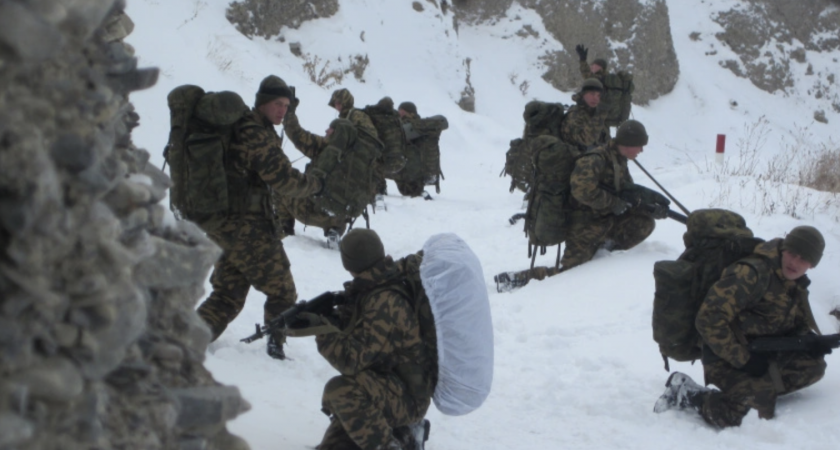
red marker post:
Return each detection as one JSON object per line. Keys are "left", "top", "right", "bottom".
{"left": 715, "top": 134, "right": 726, "bottom": 165}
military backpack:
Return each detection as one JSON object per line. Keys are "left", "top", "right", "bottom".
{"left": 522, "top": 136, "right": 579, "bottom": 265}
{"left": 651, "top": 209, "right": 766, "bottom": 370}
{"left": 309, "top": 119, "right": 382, "bottom": 220}
{"left": 359, "top": 98, "right": 408, "bottom": 175}
{"left": 400, "top": 115, "right": 449, "bottom": 194}
{"left": 163, "top": 85, "right": 252, "bottom": 225}
{"left": 502, "top": 101, "right": 567, "bottom": 193}
{"left": 601, "top": 71, "right": 634, "bottom": 127}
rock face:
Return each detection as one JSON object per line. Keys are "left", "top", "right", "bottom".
{"left": 0, "top": 1, "right": 248, "bottom": 449}
{"left": 712, "top": 0, "right": 840, "bottom": 114}
{"left": 451, "top": 0, "right": 680, "bottom": 106}
{"left": 226, "top": 0, "right": 340, "bottom": 39}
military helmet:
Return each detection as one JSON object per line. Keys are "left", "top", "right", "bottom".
{"left": 328, "top": 88, "right": 355, "bottom": 110}
{"left": 580, "top": 78, "right": 604, "bottom": 93}
{"left": 255, "top": 75, "right": 293, "bottom": 108}
{"left": 339, "top": 229, "right": 385, "bottom": 273}
{"left": 614, "top": 120, "right": 649, "bottom": 147}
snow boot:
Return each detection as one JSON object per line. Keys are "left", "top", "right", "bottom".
{"left": 494, "top": 270, "right": 531, "bottom": 293}
{"left": 393, "top": 419, "right": 430, "bottom": 450}
{"left": 654, "top": 371, "right": 709, "bottom": 413}
{"left": 325, "top": 228, "right": 341, "bottom": 250}
{"left": 266, "top": 333, "right": 286, "bottom": 360}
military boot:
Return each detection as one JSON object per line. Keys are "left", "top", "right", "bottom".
{"left": 653, "top": 372, "right": 709, "bottom": 413}
{"left": 494, "top": 270, "right": 531, "bottom": 293}
{"left": 393, "top": 419, "right": 430, "bottom": 450}
{"left": 266, "top": 332, "right": 286, "bottom": 360}
{"left": 374, "top": 194, "right": 387, "bottom": 212}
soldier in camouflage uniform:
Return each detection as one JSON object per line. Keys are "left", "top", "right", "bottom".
{"left": 655, "top": 226, "right": 829, "bottom": 428}
{"left": 328, "top": 88, "right": 388, "bottom": 204}
{"left": 495, "top": 120, "right": 662, "bottom": 291}
{"left": 196, "top": 75, "right": 323, "bottom": 360}
{"left": 314, "top": 229, "right": 434, "bottom": 450}
{"left": 281, "top": 104, "right": 350, "bottom": 245}
{"left": 575, "top": 44, "right": 608, "bottom": 84}
{"left": 560, "top": 78, "right": 610, "bottom": 152}
{"left": 394, "top": 101, "right": 448, "bottom": 199}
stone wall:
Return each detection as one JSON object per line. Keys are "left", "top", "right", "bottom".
{"left": 0, "top": 1, "right": 248, "bottom": 449}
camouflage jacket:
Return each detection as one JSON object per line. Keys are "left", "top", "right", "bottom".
{"left": 569, "top": 142, "right": 633, "bottom": 215}
{"left": 282, "top": 111, "right": 328, "bottom": 161}
{"left": 226, "top": 109, "right": 322, "bottom": 203}
{"left": 344, "top": 108, "right": 380, "bottom": 142}
{"left": 316, "top": 257, "right": 426, "bottom": 379}
{"left": 696, "top": 239, "right": 817, "bottom": 368}
{"left": 560, "top": 99, "right": 609, "bottom": 151}
{"left": 579, "top": 60, "right": 607, "bottom": 83}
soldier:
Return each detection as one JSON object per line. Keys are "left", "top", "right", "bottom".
{"left": 655, "top": 226, "right": 830, "bottom": 428}
{"left": 496, "top": 120, "right": 665, "bottom": 290}
{"left": 314, "top": 229, "right": 434, "bottom": 450}
{"left": 395, "top": 101, "right": 448, "bottom": 199}
{"left": 328, "top": 88, "right": 388, "bottom": 208}
{"left": 575, "top": 44, "right": 608, "bottom": 83}
{"left": 560, "top": 78, "right": 610, "bottom": 152}
{"left": 196, "top": 75, "right": 323, "bottom": 360}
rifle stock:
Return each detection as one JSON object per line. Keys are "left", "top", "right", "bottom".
{"left": 240, "top": 291, "right": 343, "bottom": 343}
{"left": 599, "top": 183, "right": 688, "bottom": 224}
{"left": 748, "top": 333, "right": 840, "bottom": 353}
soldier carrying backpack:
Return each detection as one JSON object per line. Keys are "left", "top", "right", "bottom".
{"left": 163, "top": 75, "right": 323, "bottom": 360}
{"left": 395, "top": 101, "right": 450, "bottom": 199}
{"left": 575, "top": 44, "right": 634, "bottom": 127}
{"left": 653, "top": 222, "right": 832, "bottom": 429}
{"left": 266, "top": 230, "right": 492, "bottom": 450}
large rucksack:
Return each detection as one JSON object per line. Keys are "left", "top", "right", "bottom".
{"left": 651, "top": 209, "right": 765, "bottom": 370}
{"left": 522, "top": 136, "right": 579, "bottom": 266}
{"left": 601, "top": 71, "right": 634, "bottom": 127}
{"left": 309, "top": 119, "right": 382, "bottom": 220}
{"left": 163, "top": 85, "right": 251, "bottom": 223}
{"left": 360, "top": 97, "right": 408, "bottom": 175}
{"left": 400, "top": 115, "right": 449, "bottom": 194}
{"left": 397, "top": 233, "right": 493, "bottom": 416}
{"left": 502, "top": 101, "right": 567, "bottom": 193}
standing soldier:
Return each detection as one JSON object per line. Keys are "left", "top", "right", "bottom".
{"left": 655, "top": 226, "right": 830, "bottom": 428}
{"left": 560, "top": 78, "right": 610, "bottom": 152}
{"left": 196, "top": 75, "right": 323, "bottom": 360}
{"left": 396, "top": 101, "right": 449, "bottom": 199}
{"left": 313, "top": 229, "right": 434, "bottom": 450}
{"left": 495, "top": 120, "right": 666, "bottom": 291}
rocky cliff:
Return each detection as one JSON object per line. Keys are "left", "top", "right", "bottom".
{"left": 0, "top": 1, "right": 248, "bottom": 449}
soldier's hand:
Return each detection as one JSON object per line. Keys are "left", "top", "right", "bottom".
{"left": 741, "top": 353, "right": 769, "bottom": 377}
{"left": 575, "top": 44, "right": 588, "bottom": 61}
{"left": 288, "top": 96, "right": 300, "bottom": 115}
{"left": 611, "top": 200, "right": 631, "bottom": 216}
{"left": 649, "top": 204, "right": 669, "bottom": 220}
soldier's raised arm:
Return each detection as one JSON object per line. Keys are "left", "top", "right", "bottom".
{"left": 283, "top": 110, "right": 329, "bottom": 160}
{"left": 241, "top": 124, "right": 322, "bottom": 199}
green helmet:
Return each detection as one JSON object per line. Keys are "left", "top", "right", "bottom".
{"left": 614, "top": 120, "right": 649, "bottom": 147}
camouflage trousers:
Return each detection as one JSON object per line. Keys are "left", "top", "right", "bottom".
{"left": 319, "top": 371, "right": 429, "bottom": 450}
{"left": 280, "top": 197, "right": 347, "bottom": 236}
{"left": 560, "top": 209, "right": 655, "bottom": 268}
{"left": 196, "top": 216, "right": 297, "bottom": 341}
{"left": 699, "top": 351, "right": 826, "bottom": 427}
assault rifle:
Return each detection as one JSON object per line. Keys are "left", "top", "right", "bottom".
{"left": 748, "top": 333, "right": 840, "bottom": 354}
{"left": 240, "top": 291, "right": 344, "bottom": 343}
{"left": 600, "top": 183, "right": 687, "bottom": 225}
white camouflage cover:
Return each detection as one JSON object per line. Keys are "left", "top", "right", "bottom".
{"left": 420, "top": 233, "right": 494, "bottom": 416}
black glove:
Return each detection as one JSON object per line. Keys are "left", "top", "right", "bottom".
{"left": 741, "top": 353, "right": 769, "bottom": 377}
{"left": 649, "top": 204, "right": 669, "bottom": 220}
{"left": 575, "top": 44, "right": 588, "bottom": 62}
{"left": 611, "top": 200, "right": 631, "bottom": 216}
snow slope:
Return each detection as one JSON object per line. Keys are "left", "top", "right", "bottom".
{"left": 125, "top": 1, "right": 839, "bottom": 448}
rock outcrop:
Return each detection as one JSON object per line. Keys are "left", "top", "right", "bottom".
{"left": 0, "top": 1, "right": 248, "bottom": 449}
{"left": 226, "top": 0, "right": 340, "bottom": 39}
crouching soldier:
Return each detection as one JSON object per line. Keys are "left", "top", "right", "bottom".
{"left": 655, "top": 226, "right": 830, "bottom": 427}
{"left": 310, "top": 229, "right": 434, "bottom": 450}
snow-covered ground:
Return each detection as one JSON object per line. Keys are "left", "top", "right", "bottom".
{"left": 125, "top": 1, "right": 840, "bottom": 448}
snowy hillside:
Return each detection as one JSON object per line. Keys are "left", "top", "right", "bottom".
{"left": 125, "top": 1, "right": 839, "bottom": 449}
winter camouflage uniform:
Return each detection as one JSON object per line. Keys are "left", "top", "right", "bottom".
{"left": 694, "top": 239, "right": 826, "bottom": 427}
{"left": 196, "top": 109, "right": 322, "bottom": 340}
{"left": 329, "top": 88, "right": 386, "bottom": 197}
{"left": 280, "top": 111, "right": 348, "bottom": 235}
{"left": 317, "top": 256, "right": 434, "bottom": 450}
{"left": 560, "top": 96, "right": 609, "bottom": 152}
{"left": 561, "top": 141, "right": 654, "bottom": 268}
